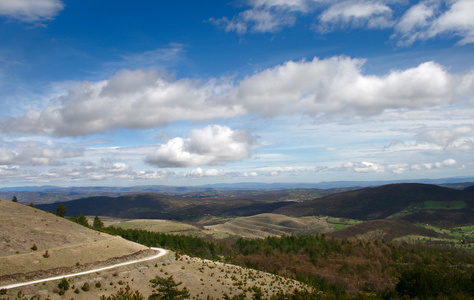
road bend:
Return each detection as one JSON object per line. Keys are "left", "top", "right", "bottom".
{"left": 0, "top": 247, "right": 168, "bottom": 290}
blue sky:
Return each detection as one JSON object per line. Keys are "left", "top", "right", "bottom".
{"left": 0, "top": 0, "right": 473, "bottom": 187}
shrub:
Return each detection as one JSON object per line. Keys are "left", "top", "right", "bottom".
{"left": 95, "top": 282, "right": 102, "bottom": 288}
{"left": 82, "top": 282, "right": 90, "bottom": 292}
{"left": 43, "top": 250, "right": 50, "bottom": 258}
{"left": 31, "top": 243, "right": 38, "bottom": 251}
{"left": 58, "top": 278, "right": 69, "bottom": 292}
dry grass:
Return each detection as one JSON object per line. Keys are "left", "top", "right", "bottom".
{"left": 0, "top": 199, "right": 147, "bottom": 277}
{"left": 2, "top": 251, "right": 310, "bottom": 300}
{"left": 206, "top": 213, "right": 330, "bottom": 239}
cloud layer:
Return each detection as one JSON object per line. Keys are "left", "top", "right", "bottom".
{"left": 1, "top": 56, "right": 471, "bottom": 137}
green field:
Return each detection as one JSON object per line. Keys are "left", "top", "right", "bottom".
{"left": 423, "top": 201, "right": 466, "bottom": 210}
{"left": 326, "top": 217, "right": 361, "bottom": 230}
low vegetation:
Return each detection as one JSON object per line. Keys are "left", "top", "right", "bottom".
{"left": 99, "top": 224, "right": 474, "bottom": 298}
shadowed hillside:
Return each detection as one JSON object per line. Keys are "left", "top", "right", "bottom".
{"left": 273, "top": 183, "right": 474, "bottom": 225}
{"left": 327, "top": 219, "right": 448, "bottom": 242}
{"left": 36, "top": 193, "right": 294, "bottom": 220}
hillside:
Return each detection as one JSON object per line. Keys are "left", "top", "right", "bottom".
{"left": 327, "top": 219, "right": 449, "bottom": 242}
{"left": 206, "top": 213, "right": 330, "bottom": 239}
{"left": 36, "top": 193, "right": 294, "bottom": 220}
{"left": 0, "top": 198, "right": 312, "bottom": 299}
{"left": 0, "top": 198, "right": 149, "bottom": 279}
{"left": 273, "top": 183, "right": 474, "bottom": 226}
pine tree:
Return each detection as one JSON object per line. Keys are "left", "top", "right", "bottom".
{"left": 93, "top": 216, "right": 104, "bottom": 229}
{"left": 56, "top": 203, "right": 67, "bottom": 217}
{"left": 149, "top": 275, "right": 190, "bottom": 300}
{"left": 12, "top": 196, "right": 18, "bottom": 203}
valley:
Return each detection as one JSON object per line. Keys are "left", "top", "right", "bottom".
{"left": 1, "top": 182, "right": 473, "bottom": 299}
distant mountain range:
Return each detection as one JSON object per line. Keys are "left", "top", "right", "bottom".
{"left": 2, "top": 176, "right": 474, "bottom": 192}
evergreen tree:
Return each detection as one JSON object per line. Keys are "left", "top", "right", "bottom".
{"left": 149, "top": 275, "right": 190, "bottom": 300}
{"left": 12, "top": 196, "right": 18, "bottom": 203}
{"left": 93, "top": 216, "right": 104, "bottom": 229}
{"left": 70, "top": 213, "right": 89, "bottom": 227}
{"left": 55, "top": 202, "right": 67, "bottom": 217}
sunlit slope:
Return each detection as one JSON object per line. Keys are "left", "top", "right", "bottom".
{"left": 206, "top": 213, "right": 330, "bottom": 238}
{"left": 0, "top": 198, "right": 147, "bottom": 277}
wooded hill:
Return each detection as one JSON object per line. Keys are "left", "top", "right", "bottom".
{"left": 274, "top": 183, "right": 474, "bottom": 227}
{"left": 37, "top": 183, "right": 474, "bottom": 227}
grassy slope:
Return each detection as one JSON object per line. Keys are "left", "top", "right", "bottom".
{"left": 0, "top": 199, "right": 147, "bottom": 278}
{"left": 206, "top": 213, "right": 331, "bottom": 239}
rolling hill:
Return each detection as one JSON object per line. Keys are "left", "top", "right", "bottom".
{"left": 0, "top": 198, "right": 149, "bottom": 281}
{"left": 36, "top": 193, "right": 294, "bottom": 220}
{"left": 327, "top": 219, "right": 449, "bottom": 242}
{"left": 274, "top": 183, "right": 474, "bottom": 226}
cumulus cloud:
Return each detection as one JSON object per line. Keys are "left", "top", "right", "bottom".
{"left": 185, "top": 168, "right": 225, "bottom": 178}
{"left": 0, "top": 0, "right": 64, "bottom": 22}
{"left": 145, "top": 125, "right": 256, "bottom": 168}
{"left": 411, "top": 158, "right": 457, "bottom": 170}
{"left": 0, "top": 142, "right": 83, "bottom": 166}
{"left": 342, "top": 161, "right": 385, "bottom": 173}
{"left": 0, "top": 69, "right": 241, "bottom": 136}
{"left": 230, "top": 57, "right": 456, "bottom": 117}
{"left": 1, "top": 57, "right": 471, "bottom": 137}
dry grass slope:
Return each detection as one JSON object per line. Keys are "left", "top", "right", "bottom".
{"left": 206, "top": 213, "right": 330, "bottom": 238}
{"left": 0, "top": 198, "right": 147, "bottom": 278}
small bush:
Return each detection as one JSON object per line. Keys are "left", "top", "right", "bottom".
{"left": 82, "top": 282, "right": 90, "bottom": 292}
{"left": 58, "top": 278, "right": 69, "bottom": 292}
{"left": 74, "top": 288, "right": 80, "bottom": 294}
{"left": 43, "top": 250, "right": 50, "bottom": 258}
{"left": 31, "top": 244, "right": 38, "bottom": 251}
{"left": 95, "top": 282, "right": 102, "bottom": 288}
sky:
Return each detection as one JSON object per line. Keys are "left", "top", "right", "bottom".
{"left": 0, "top": 0, "right": 473, "bottom": 187}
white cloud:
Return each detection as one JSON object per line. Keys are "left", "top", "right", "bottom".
{"left": 209, "top": 0, "right": 310, "bottom": 34}
{"left": 428, "top": 0, "right": 474, "bottom": 45}
{"left": 230, "top": 57, "right": 457, "bottom": 117}
{"left": 0, "top": 142, "right": 83, "bottom": 166}
{"left": 0, "top": 0, "right": 64, "bottom": 22}
{"left": 1, "top": 57, "right": 472, "bottom": 137}
{"left": 145, "top": 125, "right": 256, "bottom": 168}
{"left": 393, "top": 1, "right": 437, "bottom": 46}
{"left": 185, "top": 168, "right": 225, "bottom": 178}
{"left": 343, "top": 161, "right": 385, "bottom": 173}
{"left": 411, "top": 158, "right": 457, "bottom": 170}
{"left": 416, "top": 125, "right": 474, "bottom": 151}
{"left": 317, "top": 0, "right": 393, "bottom": 32}
{"left": 394, "top": 0, "right": 474, "bottom": 46}
{"left": 0, "top": 69, "right": 241, "bottom": 136}
{"left": 41, "top": 159, "right": 175, "bottom": 182}
{"left": 243, "top": 171, "right": 259, "bottom": 177}
{"left": 212, "top": 0, "right": 474, "bottom": 45}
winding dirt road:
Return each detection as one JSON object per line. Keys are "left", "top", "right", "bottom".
{"left": 0, "top": 247, "right": 168, "bottom": 290}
